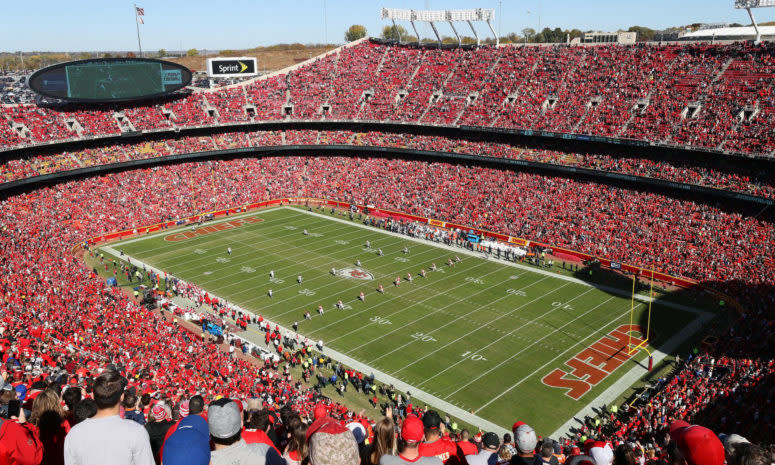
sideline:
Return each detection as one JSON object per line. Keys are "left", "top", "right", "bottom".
{"left": 101, "top": 205, "right": 712, "bottom": 436}
{"left": 101, "top": 213, "right": 511, "bottom": 436}
{"left": 290, "top": 207, "right": 710, "bottom": 316}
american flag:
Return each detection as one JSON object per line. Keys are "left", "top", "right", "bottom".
{"left": 136, "top": 6, "right": 144, "bottom": 24}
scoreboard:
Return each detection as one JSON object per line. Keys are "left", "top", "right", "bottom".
{"left": 28, "top": 58, "right": 192, "bottom": 103}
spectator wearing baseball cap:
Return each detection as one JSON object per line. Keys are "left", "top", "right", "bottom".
{"left": 380, "top": 415, "right": 441, "bottom": 465}
{"left": 306, "top": 415, "right": 360, "bottom": 465}
{"left": 418, "top": 410, "right": 466, "bottom": 465}
{"left": 208, "top": 398, "right": 285, "bottom": 465}
{"left": 161, "top": 415, "right": 210, "bottom": 465}
{"left": 159, "top": 395, "right": 207, "bottom": 461}
{"left": 466, "top": 432, "right": 501, "bottom": 465}
{"left": 667, "top": 422, "right": 724, "bottom": 465}
{"left": 510, "top": 424, "right": 538, "bottom": 465}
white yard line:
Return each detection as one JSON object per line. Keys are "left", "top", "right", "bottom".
{"left": 411, "top": 284, "right": 591, "bottom": 384}
{"left": 450, "top": 296, "right": 618, "bottom": 398}
{"left": 286, "top": 208, "right": 707, "bottom": 316}
{"left": 303, "top": 260, "right": 498, "bottom": 337}
{"left": 370, "top": 277, "right": 567, "bottom": 366}
{"left": 477, "top": 304, "right": 637, "bottom": 412}
{"left": 101, "top": 244, "right": 510, "bottom": 437}
{"left": 103, "top": 205, "right": 714, "bottom": 436}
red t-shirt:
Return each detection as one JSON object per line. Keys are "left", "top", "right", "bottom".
{"left": 457, "top": 440, "right": 478, "bottom": 457}
{"left": 419, "top": 437, "right": 467, "bottom": 465}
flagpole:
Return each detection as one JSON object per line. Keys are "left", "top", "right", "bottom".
{"left": 134, "top": 3, "right": 143, "bottom": 57}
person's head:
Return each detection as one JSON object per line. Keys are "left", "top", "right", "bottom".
{"left": 482, "top": 432, "right": 500, "bottom": 452}
{"left": 62, "top": 386, "right": 82, "bottom": 412}
{"left": 245, "top": 408, "right": 271, "bottom": 432}
{"left": 162, "top": 417, "right": 211, "bottom": 465}
{"left": 121, "top": 393, "right": 138, "bottom": 410}
{"left": 503, "top": 433, "right": 512, "bottom": 444}
{"left": 460, "top": 429, "right": 471, "bottom": 441}
{"left": 92, "top": 371, "right": 125, "bottom": 410}
{"left": 29, "top": 389, "right": 64, "bottom": 424}
{"left": 668, "top": 423, "right": 724, "bottom": 465}
{"left": 208, "top": 398, "right": 242, "bottom": 447}
{"left": 285, "top": 415, "right": 309, "bottom": 463}
{"left": 370, "top": 416, "right": 396, "bottom": 464}
{"left": 401, "top": 415, "right": 425, "bottom": 449}
{"left": 422, "top": 410, "right": 443, "bottom": 440}
{"left": 73, "top": 398, "right": 98, "bottom": 423}
{"left": 515, "top": 424, "right": 538, "bottom": 456}
{"left": 728, "top": 443, "right": 770, "bottom": 465}
{"left": 541, "top": 441, "right": 555, "bottom": 459}
{"left": 613, "top": 444, "right": 636, "bottom": 465}
{"left": 499, "top": 443, "right": 517, "bottom": 461}
{"left": 307, "top": 417, "right": 360, "bottom": 465}
{"left": 189, "top": 395, "right": 204, "bottom": 415}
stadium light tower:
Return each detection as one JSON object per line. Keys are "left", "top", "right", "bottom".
{"left": 735, "top": 0, "right": 775, "bottom": 43}
{"left": 380, "top": 8, "right": 498, "bottom": 46}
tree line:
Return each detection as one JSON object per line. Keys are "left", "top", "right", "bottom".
{"left": 347, "top": 23, "right": 748, "bottom": 45}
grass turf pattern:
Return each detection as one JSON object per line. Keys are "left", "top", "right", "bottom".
{"left": 108, "top": 206, "right": 701, "bottom": 433}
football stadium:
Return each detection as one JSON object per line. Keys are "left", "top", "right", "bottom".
{"left": 1, "top": 1, "right": 774, "bottom": 464}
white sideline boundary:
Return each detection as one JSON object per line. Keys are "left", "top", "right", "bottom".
{"left": 101, "top": 205, "right": 713, "bottom": 436}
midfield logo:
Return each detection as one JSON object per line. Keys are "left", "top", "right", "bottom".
{"left": 337, "top": 268, "right": 374, "bottom": 280}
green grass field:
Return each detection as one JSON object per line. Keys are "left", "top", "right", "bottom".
{"left": 102, "top": 206, "right": 709, "bottom": 434}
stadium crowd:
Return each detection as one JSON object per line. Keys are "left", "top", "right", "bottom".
{"left": 1, "top": 38, "right": 775, "bottom": 465}
{"left": 0, "top": 156, "right": 773, "bottom": 465}
{"left": 2, "top": 41, "right": 775, "bottom": 157}
{"left": 1, "top": 130, "right": 773, "bottom": 200}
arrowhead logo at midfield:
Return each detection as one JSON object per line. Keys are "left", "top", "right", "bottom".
{"left": 337, "top": 268, "right": 374, "bottom": 280}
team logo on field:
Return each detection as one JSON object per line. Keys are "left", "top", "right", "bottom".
{"left": 337, "top": 268, "right": 374, "bottom": 280}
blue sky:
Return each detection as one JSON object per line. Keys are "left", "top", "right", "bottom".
{"left": 2, "top": 0, "right": 773, "bottom": 52}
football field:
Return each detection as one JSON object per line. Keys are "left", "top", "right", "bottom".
{"left": 103, "top": 206, "right": 709, "bottom": 434}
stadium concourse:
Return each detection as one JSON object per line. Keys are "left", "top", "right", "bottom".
{"left": 0, "top": 39, "right": 774, "bottom": 465}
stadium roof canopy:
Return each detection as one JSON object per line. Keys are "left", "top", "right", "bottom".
{"left": 680, "top": 25, "right": 775, "bottom": 41}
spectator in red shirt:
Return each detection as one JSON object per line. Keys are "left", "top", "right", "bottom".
{"left": 418, "top": 410, "right": 468, "bottom": 465}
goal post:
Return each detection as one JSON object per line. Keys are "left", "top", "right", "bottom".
{"left": 627, "top": 269, "right": 654, "bottom": 357}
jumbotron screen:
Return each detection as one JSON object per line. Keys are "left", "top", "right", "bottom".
{"left": 27, "top": 58, "right": 192, "bottom": 102}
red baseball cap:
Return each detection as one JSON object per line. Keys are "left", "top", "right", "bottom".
{"left": 670, "top": 423, "right": 725, "bottom": 465}
{"left": 402, "top": 415, "right": 424, "bottom": 443}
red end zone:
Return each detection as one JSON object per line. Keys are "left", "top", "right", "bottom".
{"left": 165, "top": 216, "right": 264, "bottom": 242}
{"left": 542, "top": 324, "right": 646, "bottom": 400}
